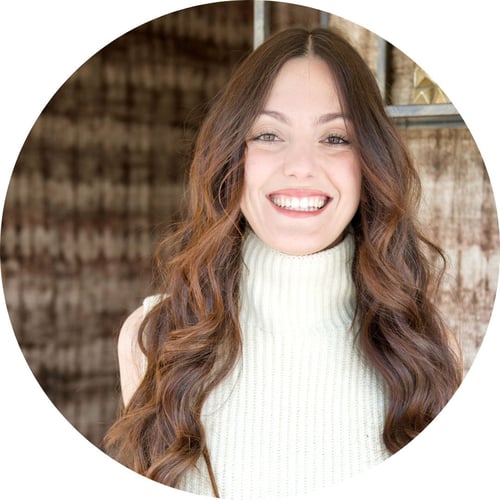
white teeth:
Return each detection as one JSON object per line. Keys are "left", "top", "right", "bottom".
{"left": 270, "top": 195, "right": 328, "bottom": 211}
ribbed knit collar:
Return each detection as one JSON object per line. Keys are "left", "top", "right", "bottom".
{"left": 239, "top": 230, "right": 356, "bottom": 334}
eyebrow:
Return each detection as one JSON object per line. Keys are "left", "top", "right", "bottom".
{"left": 260, "top": 109, "right": 348, "bottom": 125}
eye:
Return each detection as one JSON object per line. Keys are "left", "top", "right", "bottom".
{"left": 323, "top": 134, "right": 349, "bottom": 145}
{"left": 252, "top": 132, "right": 281, "bottom": 142}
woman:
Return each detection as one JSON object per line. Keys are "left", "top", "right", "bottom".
{"left": 105, "top": 27, "right": 462, "bottom": 498}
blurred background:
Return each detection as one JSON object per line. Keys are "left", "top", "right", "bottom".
{"left": 1, "top": 1, "right": 498, "bottom": 451}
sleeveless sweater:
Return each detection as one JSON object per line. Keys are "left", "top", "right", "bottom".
{"left": 142, "top": 231, "right": 390, "bottom": 499}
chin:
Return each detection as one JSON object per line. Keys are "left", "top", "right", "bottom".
{"left": 269, "top": 237, "right": 330, "bottom": 256}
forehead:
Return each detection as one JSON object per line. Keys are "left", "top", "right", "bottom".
{"left": 263, "top": 56, "right": 341, "bottom": 110}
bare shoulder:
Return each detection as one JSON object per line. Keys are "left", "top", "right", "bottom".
{"left": 118, "top": 305, "right": 144, "bottom": 358}
{"left": 117, "top": 305, "right": 146, "bottom": 407}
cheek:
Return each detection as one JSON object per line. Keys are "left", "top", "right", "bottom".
{"left": 240, "top": 157, "right": 262, "bottom": 215}
{"left": 332, "top": 158, "right": 362, "bottom": 197}
{"left": 351, "top": 163, "right": 362, "bottom": 197}
{"left": 242, "top": 150, "right": 273, "bottom": 191}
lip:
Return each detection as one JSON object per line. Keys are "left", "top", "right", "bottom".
{"left": 268, "top": 188, "right": 331, "bottom": 198}
{"left": 266, "top": 188, "right": 332, "bottom": 218}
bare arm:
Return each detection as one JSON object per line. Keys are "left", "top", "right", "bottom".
{"left": 117, "top": 305, "right": 146, "bottom": 407}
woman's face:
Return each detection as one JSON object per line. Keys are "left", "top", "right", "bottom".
{"left": 241, "top": 56, "right": 362, "bottom": 256}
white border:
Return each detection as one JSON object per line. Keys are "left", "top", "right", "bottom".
{"left": 1, "top": 1, "right": 498, "bottom": 499}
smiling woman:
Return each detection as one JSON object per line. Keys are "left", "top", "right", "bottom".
{"left": 104, "top": 27, "right": 463, "bottom": 499}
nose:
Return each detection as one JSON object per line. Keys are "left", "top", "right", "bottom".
{"left": 282, "top": 141, "right": 317, "bottom": 179}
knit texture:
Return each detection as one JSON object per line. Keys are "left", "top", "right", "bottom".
{"left": 142, "top": 231, "right": 390, "bottom": 498}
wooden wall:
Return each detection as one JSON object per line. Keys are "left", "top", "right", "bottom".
{"left": 403, "top": 127, "right": 498, "bottom": 370}
{"left": 0, "top": 1, "right": 321, "bottom": 448}
{"left": 1, "top": 2, "right": 497, "bottom": 449}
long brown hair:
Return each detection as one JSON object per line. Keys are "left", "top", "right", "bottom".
{"left": 104, "top": 27, "right": 463, "bottom": 494}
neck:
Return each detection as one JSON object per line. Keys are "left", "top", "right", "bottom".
{"left": 239, "top": 230, "right": 356, "bottom": 334}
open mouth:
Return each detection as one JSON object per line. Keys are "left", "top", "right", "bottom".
{"left": 268, "top": 194, "right": 330, "bottom": 212}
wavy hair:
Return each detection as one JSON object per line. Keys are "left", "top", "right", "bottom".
{"left": 104, "top": 28, "right": 463, "bottom": 495}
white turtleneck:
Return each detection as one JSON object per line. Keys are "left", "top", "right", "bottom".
{"left": 142, "top": 231, "right": 390, "bottom": 499}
